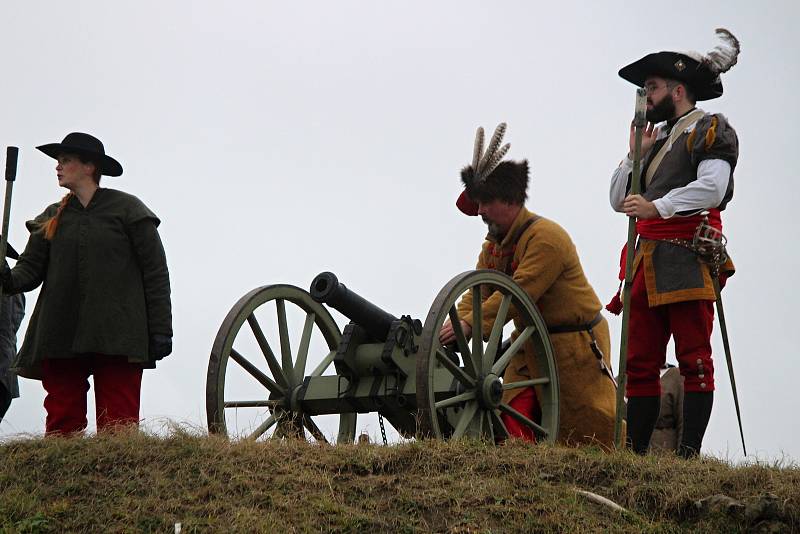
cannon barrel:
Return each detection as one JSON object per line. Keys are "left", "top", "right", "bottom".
{"left": 310, "top": 272, "right": 398, "bottom": 342}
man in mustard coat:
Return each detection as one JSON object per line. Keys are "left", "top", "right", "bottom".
{"left": 441, "top": 125, "right": 619, "bottom": 447}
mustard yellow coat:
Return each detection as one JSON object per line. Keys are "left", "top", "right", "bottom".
{"left": 457, "top": 207, "right": 619, "bottom": 447}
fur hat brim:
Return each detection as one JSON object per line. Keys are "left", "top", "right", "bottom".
{"left": 460, "top": 159, "right": 529, "bottom": 212}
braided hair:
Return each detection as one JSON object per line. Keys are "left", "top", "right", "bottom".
{"left": 38, "top": 154, "right": 101, "bottom": 240}
{"left": 39, "top": 192, "right": 74, "bottom": 240}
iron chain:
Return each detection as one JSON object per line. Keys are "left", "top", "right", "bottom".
{"left": 378, "top": 413, "right": 388, "bottom": 446}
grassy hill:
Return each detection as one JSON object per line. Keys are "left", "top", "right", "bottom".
{"left": 0, "top": 430, "right": 796, "bottom": 533}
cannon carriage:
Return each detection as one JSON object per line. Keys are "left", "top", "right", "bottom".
{"left": 206, "top": 270, "right": 560, "bottom": 444}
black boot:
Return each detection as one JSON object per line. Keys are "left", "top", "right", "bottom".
{"left": 626, "top": 396, "right": 660, "bottom": 454}
{"left": 678, "top": 391, "right": 714, "bottom": 459}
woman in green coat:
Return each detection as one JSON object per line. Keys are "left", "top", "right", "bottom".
{"left": 1, "top": 132, "right": 172, "bottom": 435}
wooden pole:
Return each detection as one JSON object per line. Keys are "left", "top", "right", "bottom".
{"left": 614, "top": 89, "right": 647, "bottom": 448}
{"left": 0, "top": 147, "right": 18, "bottom": 300}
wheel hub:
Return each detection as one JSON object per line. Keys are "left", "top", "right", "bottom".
{"left": 288, "top": 385, "right": 303, "bottom": 412}
{"left": 479, "top": 374, "right": 503, "bottom": 409}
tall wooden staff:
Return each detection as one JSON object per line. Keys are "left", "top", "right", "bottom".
{"left": 614, "top": 89, "right": 647, "bottom": 448}
{"left": 0, "top": 147, "right": 19, "bottom": 299}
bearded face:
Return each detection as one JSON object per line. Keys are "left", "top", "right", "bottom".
{"left": 478, "top": 198, "right": 518, "bottom": 240}
{"left": 646, "top": 91, "right": 677, "bottom": 123}
{"left": 481, "top": 215, "right": 505, "bottom": 240}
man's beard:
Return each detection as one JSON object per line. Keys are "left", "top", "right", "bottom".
{"left": 482, "top": 216, "right": 504, "bottom": 240}
{"left": 646, "top": 93, "right": 676, "bottom": 123}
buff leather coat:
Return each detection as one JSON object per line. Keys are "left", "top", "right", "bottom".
{"left": 457, "top": 207, "right": 619, "bottom": 447}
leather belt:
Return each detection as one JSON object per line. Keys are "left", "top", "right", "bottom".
{"left": 547, "top": 313, "right": 617, "bottom": 389}
{"left": 547, "top": 312, "right": 603, "bottom": 334}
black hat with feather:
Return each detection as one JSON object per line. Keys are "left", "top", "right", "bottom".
{"left": 619, "top": 28, "right": 741, "bottom": 101}
{"left": 457, "top": 123, "right": 529, "bottom": 216}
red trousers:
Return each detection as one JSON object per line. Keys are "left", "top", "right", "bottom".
{"left": 626, "top": 265, "right": 715, "bottom": 397}
{"left": 41, "top": 355, "right": 143, "bottom": 435}
{"left": 500, "top": 387, "right": 541, "bottom": 443}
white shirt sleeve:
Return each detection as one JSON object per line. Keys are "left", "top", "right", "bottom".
{"left": 609, "top": 155, "right": 634, "bottom": 212}
{"left": 651, "top": 159, "right": 731, "bottom": 218}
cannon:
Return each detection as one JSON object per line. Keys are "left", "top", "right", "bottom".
{"left": 206, "top": 270, "right": 560, "bottom": 444}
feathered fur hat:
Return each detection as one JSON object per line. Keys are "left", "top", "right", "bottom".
{"left": 618, "top": 28, "right": 741, "bottom": 101}
{"left": 457, "top": 123, "right": 529, "bottom": 216}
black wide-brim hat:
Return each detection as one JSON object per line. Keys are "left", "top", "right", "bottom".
{"left": 36, "top": 132, "right": 123, "bottom": 177}
{"left": 619, "top": 51, "right": 723, "bottom": 101}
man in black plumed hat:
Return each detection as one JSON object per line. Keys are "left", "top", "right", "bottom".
{"left": 608, "top": 29, "right": 740, "bottom": 457}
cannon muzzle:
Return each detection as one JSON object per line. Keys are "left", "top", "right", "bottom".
{"left": 310, "top": 272, "right": 398, "bottom": 342}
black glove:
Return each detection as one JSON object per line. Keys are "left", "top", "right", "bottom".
{"left": 149, "top": 334, "right": 172, "bottom": 361}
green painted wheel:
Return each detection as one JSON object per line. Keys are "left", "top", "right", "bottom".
{"left": 206, "top": 285, "right": 356, "bottom": 443}
{"left": 416, "top": 270, "right": 559, "bottom": 443}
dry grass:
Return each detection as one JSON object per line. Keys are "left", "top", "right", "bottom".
{"left": 0, "top": 429, "right": 797, "bottom": 533}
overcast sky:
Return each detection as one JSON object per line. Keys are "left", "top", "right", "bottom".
{"left": 0, "top": 1, "right": 796, "bottom": 463}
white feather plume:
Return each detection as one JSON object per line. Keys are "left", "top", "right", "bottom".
{"left": 704, "top": 28, "right": 740, "bottom": 74}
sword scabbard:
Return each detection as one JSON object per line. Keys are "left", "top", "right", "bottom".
{"left": 712, "top": 276, "right": 747, "bottom": 456}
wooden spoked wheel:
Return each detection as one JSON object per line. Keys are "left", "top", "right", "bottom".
{"left": 416, "top": 270, "right": 559, "bottom": 443}
{"left": 206, "top": 285, "right": 356, "bottom": 443}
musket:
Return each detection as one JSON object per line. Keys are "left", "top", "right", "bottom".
{"left": 614, "top": 88, "right": 647, "bottom": 448}
{"left": 0, "top": 147, "right": 18, "bottom": 300}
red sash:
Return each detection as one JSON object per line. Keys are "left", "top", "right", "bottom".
{"left": 606, "top": 209, "right": 723, "bottom": 314}
{"left": 636, "top": 208, "right": 722, "bottom": 241}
